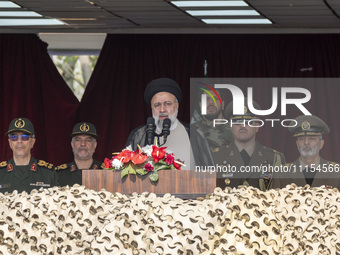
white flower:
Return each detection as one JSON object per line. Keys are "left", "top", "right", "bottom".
{"left": 124, "top": 145, "right": 133, "bottom": 151}
{"left": 141, "top": 145, "right": 153, "bottom": 157}
{"left": 111, "top": 158, "right": 123, "bottom": 170}
{"left": 164, "top": 148, "right": 173, "bottom": 154}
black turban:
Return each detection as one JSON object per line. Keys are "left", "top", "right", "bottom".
{"left": 144, "top": 78, "right": 182, "bottom": 105}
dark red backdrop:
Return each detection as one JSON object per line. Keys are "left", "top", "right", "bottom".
{"left": 1, "top": 34, "right": 340, "bottom": 166}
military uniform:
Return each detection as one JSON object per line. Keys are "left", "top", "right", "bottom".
{"left": 192, "top": 118, "right": 232, "bottom": 149}
{"left": 57, "top": 121, "right": 103, "bottom": 187}
{"left": 0, "top": 157, "right": 58, "bottom": 193}
{"left": 273, "top": 115, "right": 340, "bottom": 189}
{"left": 272, "top": 158, "right": 340, "bottom": 189}
{"left": 213, "top": 99, "right": 286, "bottom": 191}
{"left": 213, "top": 141, "right": 285, "bottom": 191}
{"left": 56, "top": 159, "right": 104, "bottom": 187}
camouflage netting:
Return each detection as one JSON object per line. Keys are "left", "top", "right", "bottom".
{"left": 0, "top": 184, "right": 339, "bottom": 254}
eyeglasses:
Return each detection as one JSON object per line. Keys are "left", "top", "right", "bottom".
{"left": 153, "top": 101, "right": 176, "bottom": 109}
{"left": 9, "top": 134, "right": 31, "bottom": 141}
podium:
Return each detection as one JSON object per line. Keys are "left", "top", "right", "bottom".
{"left": 82, "top": 170, "right": 216, "bottom": 199}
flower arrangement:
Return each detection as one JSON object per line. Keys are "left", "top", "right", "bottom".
{"left": 104, "top": 145, "right": 183, "bottom": 182}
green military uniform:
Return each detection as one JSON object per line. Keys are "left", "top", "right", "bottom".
{"left": 212, "top": 99, "right": 286, "bottom": 191}
{"left": 57, "top": 121, "right": 103, "bottom": 187}
{"left": 193, "top": 118, "right": 233, "bottom": 150}
{"left": 213, "top": 141, "right": 285, "bottom": 191}
{"left": 272, "top": 158, "right": 340, "bottom": 189}
{"left": 0, "top": 157, "right": 58, "bottom": 193}
{"left": 1, "top": 117, "right": 58, "bottom": 193}
{"left": 56, "top": 159, "right": 104, "bottom": 187}
{"left": 272, "top": 115, "right": 340, "bottom": 189}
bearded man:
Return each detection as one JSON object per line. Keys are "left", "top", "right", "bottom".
{"left": 125, "top": 77, "right": 215, "bottom": 169}
{"left": 272, "top": 115, "right": 340, "bottom": 189}
{"left": 57, "top": 122, "right": 104, "bottom": 186}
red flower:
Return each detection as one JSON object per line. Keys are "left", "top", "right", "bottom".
{"left": 165, "top": 154, "right": 175, "bottom": 165}
{"left": 151, "top": 146, "right": 166, "bottom": 163}
{"left": 144, "top": 163, "right": 154, "bottom": 172}
{"left": 132, "top": 153, "right": 148, "bottom": 164}
{"left": 173, "top": 160, "right": 182, "bottom": 170}
{"left": 115, "top": 150, "right": 135, "bottom": 163}
{"left": 104, "top": 158, "right": 112, "bottom": 168}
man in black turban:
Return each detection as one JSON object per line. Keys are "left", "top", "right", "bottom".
{"left": 125, "top": 78, "right": 214, "bottom": 170}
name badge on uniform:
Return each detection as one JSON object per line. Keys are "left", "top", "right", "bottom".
{"left": 30, "top": 182, "right": 51, "bottom": 187}
{"left": 222, "top": 173, "right": 233, "bottom": 178}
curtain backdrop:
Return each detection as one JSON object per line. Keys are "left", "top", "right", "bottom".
{"left": 78, "top": 34, "right": 340, "bottom": 164}
{"left": 1, "top": 34, "right": 340, "bottom": 166}
{"left": 0, "top": 34, "right": 79, "bottom": 166}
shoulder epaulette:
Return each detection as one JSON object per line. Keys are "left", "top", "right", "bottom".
{"left": 56, "top": 164, "right": 67, "bottom": 171}
{"left": 0, "top": 161, "right": 8, "bottom": 168}
{"left": 262, "top": 146, "right": 285, "bottom": 157}
{"left": 328, "top": 161, "right": 339, "bottom": 166}
{"left": 38, "top": 160, "right": 54, "bottom": 169}
{"left": 211, "top": 145, "right": 229, "bottom": 153}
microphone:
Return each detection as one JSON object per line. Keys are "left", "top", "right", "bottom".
{"left": 162, "top": 118, "right": 171, "bottom": 145}
{"left": 145, "top": 117, "right": 155, "bottom": 145}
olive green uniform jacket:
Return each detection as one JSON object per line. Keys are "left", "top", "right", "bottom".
{"left": 56, "top": 159, "right": 104, "bottom": 187}
{"left": 0, "top": 157, "right": 58, "bottom": 193}
{"left": 272, "top": 157, "right": 340, "bottom": 189}
{"left": 213, "top": 141, "right": 286, "bottom": 191}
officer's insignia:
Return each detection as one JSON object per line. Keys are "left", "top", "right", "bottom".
{"left": 301, "top": 121, "right": 310, "bottom": 130}
{"left": 70, "top": 165, "right": 76, "bottom": 172}
{"left": 30, "top": 163, "right": 37, "bottom": 171}
{"left": 225, "top": 178, "right": 231, "bottom": 185}
{"left": 0, "top": 161, "right": 7, "bottom": 168}
{"left": 57, "top": 164, "right": 67, "bottom": 170}
{"left": 80, "top": 123, "right": 90, "bottom": 132}
{"left": 229, "top": 150, "right": 234, "bottom": 156}
{"left": 93, "top": 164, "right": 98, "bottom": 169}
{"left": 222, "top": 160, "right": 228, "bottom": 166}
{"left": 15, "top": 118, "right": 25, "bottom": 128}
{"left": 38, "top": 160, "right": 53, "bottom": 169}
{"left": 8, "top": 164, "right": 13, "bottom": 172}
{"left": 258, "top": 151, "right": 263, "bottom": 156}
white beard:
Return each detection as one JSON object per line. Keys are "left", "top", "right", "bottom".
{"left": 298, "top": 143, "right": 320, "bottom": 158}
{"left": 153, "top": 109, "right": 178, "bottom": 132}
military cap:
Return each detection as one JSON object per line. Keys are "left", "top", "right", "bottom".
{"left": 225, "top": 98, "right": 261, "bottom": 121}
{"left": 144, "top": 78, "right": 182, "bottom": 105}
{"left": 288, "top": 115, "right": 330, "bottom": 137}
{"left": 71, "top": 122, "right": 98, "bottom": 139}
{"left": 5, "top": 118, "right": 35, "bottom": 135}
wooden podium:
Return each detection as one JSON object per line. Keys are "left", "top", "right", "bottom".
{"left": 82, "top": 170, "right": 216, "bottom": 199}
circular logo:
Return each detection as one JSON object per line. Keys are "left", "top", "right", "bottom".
{"left": 225, "top": 178, "right": 231, "bottom": 185}
{"left": 15, "top": 118, "right": 25, "bottom": 128}
{"left": 80, "top": 123, "right": 90, "bottom": 132}
{"left": 301, "top": 121, "right": 310, "bottom": 131}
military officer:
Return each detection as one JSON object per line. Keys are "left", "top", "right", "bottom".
{"left": 57, "top": 122, "right": 104, "bottom": 187}
{"left": 272, "top": 115, "right": 340, "bottom": 189}
{"left": 212, "top": 100, "right": 286, "bottom": 191}
{"left": 0, "top": 117, "right": 58, "bottom": 193}
{"left": 193, "top": 88, "right": 233, "bottom": 150}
